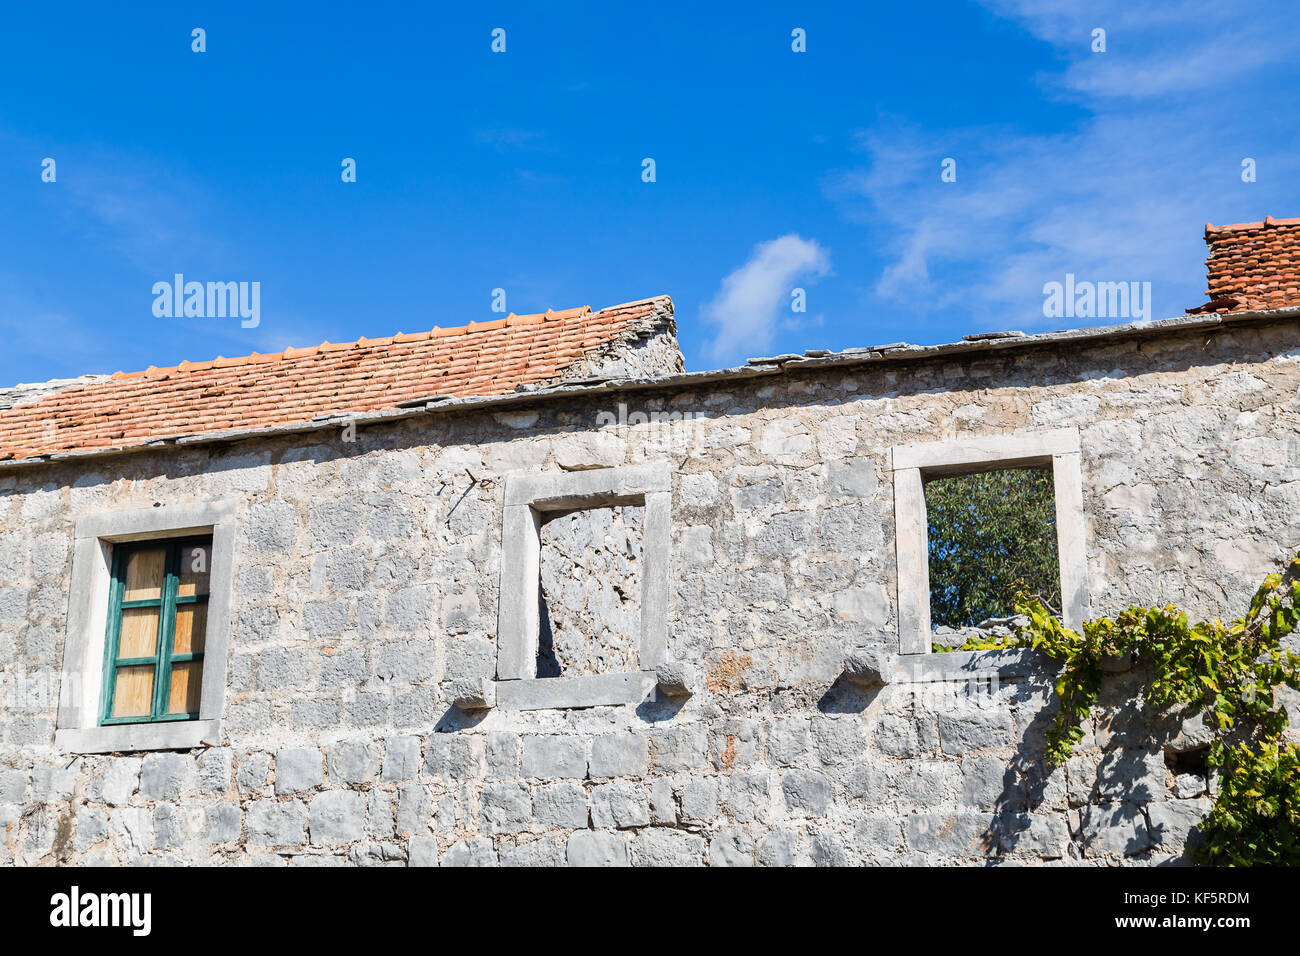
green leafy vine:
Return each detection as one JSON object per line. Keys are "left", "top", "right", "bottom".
{"left": 940, "top": 553, "right": 1300, "bottom": 865}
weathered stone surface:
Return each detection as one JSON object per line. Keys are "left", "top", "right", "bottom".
{"left": 154, "top": 803, "right": 204, "bottom": 850}
{"left": 873, "top": 714, "right": 923, "bottom": 758}
{"left": 424, "top": 735, "right": 478, "bottom": 780}
{"left": 441, "top": 837, "right": 497, "bottom": 867}
{"left": 843, "top": 647, "right": 892, "bottom": 687}
{"left": 532, "top": 783, "right": 589, "bottom": 829}
{"left": 566, "top": 830, "right": 629, "bottom": 866}
{"left": 853, "top": 815, "right": 906, "bottom": 857}
{"left": 139, "top": 753, "right": 195, "bottom": 801}
{"left": 1093, "top": 748, "right": 1166, "bottom": 804}
{"left": 72, "top": 807, "right": 108, "bottom": 852}
{"left": 395, "top": 784, "right": 431, "bottom": 836}
{"left": 207, "top": 803, "right": 241, "bottom": 844}
{"left": 349, "top": 841, "right": 406, "bottom": 866}
{"left": 1078, "top": 802, "right": 1150, "bottom": 857}
{"left": 1147, "top": 798, "right": 1210, "bottom": 854}
{"left": 275, "top": 748, "right": 324, "bottom": 794}
{"left": 906, "top": 812, "right": 998, "bottom": 857}
{"left": 309, "top": 790, "right": 367, "bottom": 844}
{"left": 707, "top": 827, "right": 755, "bottom": 867}
{"left": 407, "top": 835, "right": 439, "bottom": 867}
{"left": 449, "top": 677, "right": 496, "bottom": 711}
{"left": 589, "top": 734, "right": 649, "bottom": 778}
{"left": 237, "top": 753, "right": 272, "bottom": 794}
{"left": 539, "top": 504, "right": 642, "bottom": 676}
{"left": 480, "top": 781, "right": 533, "bottom": 834}
{"left": 681, "top": 776, "right": 719, "bottom": 821}
{"left": 195, "top": 749, "right": 232, "bottom": 794}
{"left": 654, "top": 661, "right": 699, "bottom": 698}
{"left": 1173, "top": 773, "right": 1206, "bottom": 799}
{"left": 92, "top": 759, "right": 140, "bottom": 805}
{"left": 521, "top": 736, "right": 587, "bottom": 780}
{"left": 647, "top": 778, "right": 677, "bottom": 825}
{"left": 757, "top": 830, "right": 797, "bottom": 866}
{"left": 1000, "top": 812, "right": 1069, "bottom": 859}
{"left": 634, "top": 828, "right": 707, "bottom": 866}
{"left": 812, "top": 718, "right": 867, "bottom": 766}
{"left": 590, "top": 781, "right": 650, "bottom": 828}
{"left": 484, "top": 733, "right": 520, "bottom": 780}
{"left": 960, "top": 756, "right": 1017, "bottom": 809}
{"left": 500, "top": 836, "right": 567, "bottom": 867}
{"left": 246, "top": 800, "right": 308, "bottom": 846}
{"left": 781, "top": 769, "right": 832, "bottom": 816}
{"left": 384, "top": 736, "right": 424, "bottom": 781}
{"left": 0, "top": 770, "right": 27, "bottom": 804}
{"left": 936, "top": 707, "right": 1013, "bottom": 755}
{"left": 367, "top": 790, "right": 393, "bottom": 840}
{"left": 327, "top": 741, "right": 381, "bottom": 784}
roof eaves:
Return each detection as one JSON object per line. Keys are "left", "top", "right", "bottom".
{"left": 3, "top": 306, "right": 1297, "bottom": 474}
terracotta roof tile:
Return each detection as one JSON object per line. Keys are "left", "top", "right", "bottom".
{"left": 1188, "top": 216, "right": 1300, "bottom": 314}
{"left": 0, "top": 296, "right": 674, "bottom": 461}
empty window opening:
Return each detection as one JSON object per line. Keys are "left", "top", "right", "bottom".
{"left": 537, "top": 504, "right": 643, "bottom": 678}
{"left": 925, "top": 467, "right": 1061, "bottom": 631}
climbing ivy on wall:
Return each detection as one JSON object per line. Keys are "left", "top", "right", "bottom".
{"left": 949, "top": 554, "right": 1300, "bottom": 866}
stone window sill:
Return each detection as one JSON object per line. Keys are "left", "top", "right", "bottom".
{"left": 55, "top": 719, "right": 222, "bottom": 754}
{"left": 892, "top": 648, "right": 1048, "bottom": 683}
{"left": 494, "top": 672, "right": 659, "bottom": 711}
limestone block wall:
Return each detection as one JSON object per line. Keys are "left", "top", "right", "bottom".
{"left": 1, "top": 318, "right": 1299, "bottom": 866}
{"left": 538, "top": 505, "right": 644, "bottom": 677}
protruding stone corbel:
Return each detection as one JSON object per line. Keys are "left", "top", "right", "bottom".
{"left": 450, "top": 677, "right": 496, "bottom": 711}
{"left": 655, "top": 661, "right": 698, "bottom": 699}
{"left": 843, "top": 648, "right": 894, "bottom": 688}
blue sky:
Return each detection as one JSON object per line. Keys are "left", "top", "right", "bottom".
{"left": 2, "top": 1, "right": 1298, "bottom": 386}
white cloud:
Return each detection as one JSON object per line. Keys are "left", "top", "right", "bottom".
{"left": 473, "top": 128, "right": 552, "bottom": 152}
{"left": 827, "top": 0, "right": 1300, "bottom": 331}
{"left": 702, "top": 235, "right": 830, "bottom": 365}
{"left": 980, "top": 0, "right": 1300, "bottom": 100}
{"left": 0, "top": 273, "right": 111, "bottom": 377}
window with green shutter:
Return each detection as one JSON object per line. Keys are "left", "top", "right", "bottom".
{"left": 100, "top": 536, "right": 212, "bottom": 725}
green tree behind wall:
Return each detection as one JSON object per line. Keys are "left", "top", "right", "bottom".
{"left": 926, "top": 467, "right": 1061, "bottom": 628}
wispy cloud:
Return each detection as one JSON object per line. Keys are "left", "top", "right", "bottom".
{"left": 0, "top": 273, "right": 116, "bottom": 379}
{"left": 702, "top": 235, "right": 830, "bottom": 365}
{"left": 474, "top": 128, "right": 552, "bottom": 152}
{"left": 827, "top": 0, "right": 1300, "bottom": 331}
{"left": 0, "top": 129, "right": 306, "bottom": 381}
{"left": 981, "top": 0, "right": 1300, "bottom": 100}
{"left": 58, "top": 157, "right": 225, "bottom": 274}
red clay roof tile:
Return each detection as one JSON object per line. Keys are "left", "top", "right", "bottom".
{"left": 0, "top": 296, "right": 673, "bottom": 461}
{"left": 1188, "top": 216, "right": 1300, "bottom": 314}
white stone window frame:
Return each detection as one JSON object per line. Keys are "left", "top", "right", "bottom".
{"left": 889, "top": 427, "right": 1090, "bottom": 660}
{"left": 495, "top": 462, "right": 670, "bottom": 710}
{"left": 55, "top": 500, "right": 236, "bottom": 753}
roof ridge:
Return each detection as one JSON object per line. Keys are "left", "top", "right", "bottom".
{"left": 1205, "top": 216, "right": 1300, "bottom": 236}
{"left": 597, "top": 294, "right": 674, "bottom": 312}
{"left": 99, "top": 300, "right": 678, "bottom": 382}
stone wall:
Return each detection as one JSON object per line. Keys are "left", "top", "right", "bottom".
{"left": 538, "top": 505, "right": 644, "bottom": 678}
{"left": 2, "top": 318, "right": 1300, "bottom": 865}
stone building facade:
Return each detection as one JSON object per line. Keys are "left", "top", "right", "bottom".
{"left": 2, "top": 219, "right": 1300, "bottom": 866}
